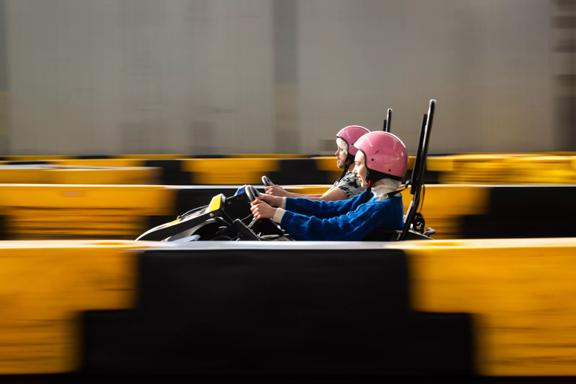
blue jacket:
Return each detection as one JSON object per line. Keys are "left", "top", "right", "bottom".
{"left": 280, "top": 189, "right": 404, "bottom": 241}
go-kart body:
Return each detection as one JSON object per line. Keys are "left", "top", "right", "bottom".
{"left": 137, "top": 190, "right": 289, "bottom": 242}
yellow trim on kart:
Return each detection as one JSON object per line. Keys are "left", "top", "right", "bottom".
{"left": 207, "top": 194, "right": 224, "bottom": 213}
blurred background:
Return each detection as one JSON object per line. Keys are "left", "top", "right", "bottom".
{"left": 0, "top": 0, "right": 573, "bottom": 156}
{"left": 2, "top": 2, "right": 576, "bottom": 380}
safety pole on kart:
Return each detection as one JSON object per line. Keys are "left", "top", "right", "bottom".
{"left": 383, "top": 108, "right": 392, "bottom": 132}
{"left": 397, "top": 99, "right": 435, "bottom": 240}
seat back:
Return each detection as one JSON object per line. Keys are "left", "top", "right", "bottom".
{"left": 397, "top": 99, "right": 435, "bottom": 241}
{"left": 363, "top": 99, "right": 435, "bottom": 242}
{"left": 383, "top": 107, "right": 392, "bottom": 132}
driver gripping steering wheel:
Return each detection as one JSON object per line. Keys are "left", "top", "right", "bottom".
{"left": 250, "top": 131, "right": 408, "bottom": 241}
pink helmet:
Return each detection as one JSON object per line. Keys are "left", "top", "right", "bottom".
{"left": 354, "top": 131, "right": 408, "bottom": 180}
{"left": 336, "top": 125, "right": 370, "bottom": 157}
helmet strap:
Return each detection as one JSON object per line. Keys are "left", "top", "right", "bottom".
{"left": 367, "top": 168, "right": 403, "bottom": 182}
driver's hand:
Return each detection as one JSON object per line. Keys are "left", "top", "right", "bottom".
{"left": 258, "top": 193, "right": 283, "bottom": 207}
{"left": 265, "top": 185, "right": 288, "bottom": 197}
{"left": 250, "top": 199, "right": 276, "bottom": 220}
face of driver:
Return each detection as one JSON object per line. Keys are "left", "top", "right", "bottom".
{"left": 353, "top": 150, "right": 368, "bottom": 188}
{"left": 335, "top": 137, "right": 349, "bottom": 169}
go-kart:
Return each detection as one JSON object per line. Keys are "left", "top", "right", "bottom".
{"left": 137, "top": 99, "right": 436, "bottom": 243}
{"left": 136, "top": 177, "right": 290, "bottom": 242}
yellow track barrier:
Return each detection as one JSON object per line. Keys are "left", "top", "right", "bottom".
{"left": 313, "top": 157, "right": 340, "bottom": 180}
{"left": 2, "top": 238, "right": 576, "bottom": 375}
{"left": 428, "top": 154, "right": 576, "bottom": 184}
{"left": 285, "top": 185, "right": 331, "bottom": 195}
{"left": 403, "top": 185, "right": 490, "bottom": 238}
{"left": 118, "top": 154, "right": 184, "bottom": 159}
{"left": 0, "top": 166, "right": 159, "bottom": 184}
{"left": 0, "top": 240, "right": 164, "bottom": 374}
{"left": 184, "top": 158, "right": 280, "bottom": 185}
{"left": 402, "top": 238, "right": 576, "bottom": 376}
{"left": 53, "top": 159, "right": 143, "bottom": 168}
{"left": 48, "top": 167, "right": 158, "bottom": 184}
{"left": 0, "top": 185, "right": 174, "bottom": 239}
{"left": 0, "top": 168, "right": 48, "bottom": 183}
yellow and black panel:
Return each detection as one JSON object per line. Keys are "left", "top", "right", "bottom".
{"left": 0, "top": 167, "right": 50, "bottom": 183}
{"left": 402, "top": 238, "right": 576, "bottom": 376}
{"left": 404, "top": 184, "right": 491, "bottom": 239}
{"left": 119, "top": 154, "right": 186, "bottom": 160}
{"left": 143, "top": 159, "right": 189, "bottom": 185}
{"left": 79, "top": 246, "right": 475, "bottom": 376}
{"left": 47, "top": 167, "right": 159, "bottom": 185}
{"left": 427, "top": 154, "right": 576, "bottom": 184}
{"left": 184, "top": 158, "right": 281, "bottom": 185}
{"left": 0, "top": 240, "right": 161, "bottom": 374}
{"left": 268, "top": 158, "right": 334, "bottom": 185}
{"left": 53, "top": 159, "right": 143, "bottom": 168}
{"left": 1, "top": 184, "right": 574, "bottom": 241}
{"left": 0, "top": 185, "right": 175, "bottom": 240}
{"left": 460, "top": 186, "right": 576, "bottom": 238}
{"left": 1, "top": 239, "right": 576, "bottom": 378}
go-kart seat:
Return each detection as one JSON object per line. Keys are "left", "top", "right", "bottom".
{"left": 362, "top": 99, "right": 436, "bottom": 243}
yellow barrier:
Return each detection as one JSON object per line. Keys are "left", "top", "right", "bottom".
{"left": 313, "top": 157, "right": 340, "bottom": 181}
{"left": 4, "top": 153, "right": 576, "bottom": 185}
{"left": 118, "top": 154, "right": 184, "bottom": 159}
{"left": 403, "top": 185, "right": 490, "bottom": 239}
{"left": 285, "top": 185, "right": 331, "bottom": 195}
{"left": 48, "top": 167, "right": 159, "bottom": 184}
{"left": 2, "top": 237, "right": 576, "bottom": 375}
{"left": 402, "top": 238, "right": 576, "bottom": 376}
{"left": 183, "top": 158, "right": 280, "bottom": 185}
{"left": 505, "top": 156, "right": 576, "bottom": 184}
{"left": 428, "top": 154, "right": 576, "bottom": 184}
{"left": 0, "top": 183, "right": 491, "bottom": 240}
{"left": 0, "top": 185, "right": 174, "bottom": 239}
{"left": 0, "top": 240, "right": 163, "bottom": 374}
{"left": 53, "top": 159, "right": 143, "bottom": 168}
{"left": 0, "top": 166, "right": 159, "bottom": 185}
{"left": 0, "top": 168, "right": 49, "bottom": 183}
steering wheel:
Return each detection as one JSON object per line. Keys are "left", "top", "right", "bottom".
{"left": 244, "top": 183, "right": 290, "bottom": 240}
{"left": 244, "top": 185, "right": 264, "bottom": 231}
{"left": 261, "top": 175, "right": 275, "bottom": 187}
{"left": 244, "top": 184, "right": 260, "bottom": 202}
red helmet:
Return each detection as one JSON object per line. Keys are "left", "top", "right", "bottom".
{"left": 354, "top": 131, "right": 408, "bottom": 180}
{"left": 336, "top": 125, "right": 370, "bottom": 157}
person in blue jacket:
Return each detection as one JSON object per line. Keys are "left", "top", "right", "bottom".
{"left": 250, "top": 131, "right": 408, "bottom": 241}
